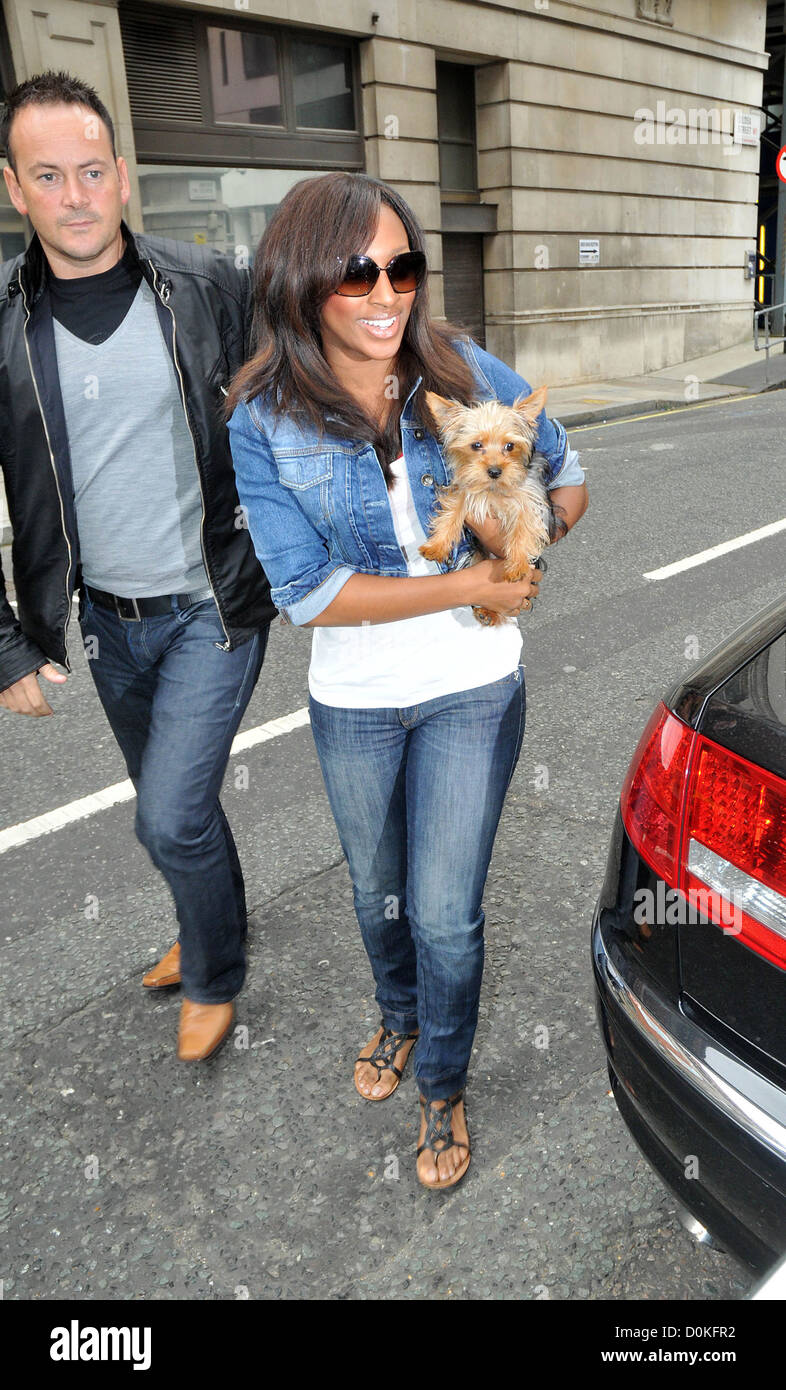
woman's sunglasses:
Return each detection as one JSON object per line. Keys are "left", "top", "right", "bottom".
{"left": 334, "top": 250, "right": 426, "bottom": 297}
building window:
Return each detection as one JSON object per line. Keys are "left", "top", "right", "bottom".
{"left": 120, "top": 4, "right": 363, "bottom": 169}
{"left": 138, "top": 164, "right": 326, "bottom": 257}
{"left": 436, "top": 62, "right": 477, "bottom": 194}
{"left": 291, "top": 39, "right": 355, "bottom": 131}
{"left": 207, "top": 28, "right": 282, "bottom": 127}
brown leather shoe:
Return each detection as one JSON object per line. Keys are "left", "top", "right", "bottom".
{"left": 177, "top": 999, "right": 234, "bottom": 1062}
{"left": 142, "top": 941, "right": 181, "bottom": 988}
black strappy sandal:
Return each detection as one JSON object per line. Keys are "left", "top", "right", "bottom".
{"left": 416, "top": 1092, "right": 471, "bottom": 1190}
{"left": 354, "top": 1022, "right": 418, "bottom": 1102}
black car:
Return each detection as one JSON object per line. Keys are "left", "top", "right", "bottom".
{"left": 592, "top": 593, "right": 786, "bottom": 1273}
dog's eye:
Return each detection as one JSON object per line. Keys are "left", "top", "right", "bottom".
{"left": 470, "top": 441, "right": 484, "bottom": 451}
{"left": 503, "top": 442, "right": 516, "bottom": 452}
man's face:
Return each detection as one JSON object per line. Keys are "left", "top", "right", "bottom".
{"left": 3, "top": 101, "right": 129, "bottom": 273}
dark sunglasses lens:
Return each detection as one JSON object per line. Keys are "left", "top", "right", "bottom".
{"left": 388, "top": 252, "right": 426, "bottom": 292}
{"left": 337, "top": 257, "right": 378, "bottom": 296}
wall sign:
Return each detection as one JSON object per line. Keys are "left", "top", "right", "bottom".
{"left": 188, "top": 179, "right": 217, "bottom": 201}
{"left": 734, "top": 112, "right": 761, "bottom": 146}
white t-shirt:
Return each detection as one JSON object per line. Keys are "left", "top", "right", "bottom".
{"left": 308, "top": 455, "right": 522, "bottom": 708}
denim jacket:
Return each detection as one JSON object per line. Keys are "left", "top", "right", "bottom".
{"left": 228, "top": 338, "right": 585, "bottom": 626}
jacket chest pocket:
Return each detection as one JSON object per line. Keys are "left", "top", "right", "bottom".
{"left": 275, "top": 453, "right": 333, "bottom": 490}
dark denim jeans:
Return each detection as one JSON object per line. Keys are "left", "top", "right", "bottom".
{"left": 308, "top": 665, "right": 526, "bottom": 1100}
{"left": 78, "top": 590, "right": 267, "bottom": 1003}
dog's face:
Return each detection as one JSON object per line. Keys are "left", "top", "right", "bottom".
{"left": 425, "top": 387, "right": 548, "bottom": 498}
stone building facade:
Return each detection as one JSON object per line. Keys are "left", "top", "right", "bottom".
{"left": 0, "top": 0, "right": 769, "bottom": 390}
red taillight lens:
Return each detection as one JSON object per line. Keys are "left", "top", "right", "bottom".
{"left": 620, "top": 701, "right": 786, "bottom": 970}
{"left": 681, "top": 736, "right": 786, "bottom": 969}
{"left": 620, "top": 702, "right": 694, "bottom": 882}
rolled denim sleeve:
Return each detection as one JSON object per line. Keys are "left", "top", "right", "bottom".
{"left": 462, "top": 339, "right": 585, "bottom": 490}
{"left": 228, "top": 401, "right": 355, "bottom": 625}
{"left": 545, "top": 439, "right": 585, "bottom": 490}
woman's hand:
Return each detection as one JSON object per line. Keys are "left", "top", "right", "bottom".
{"left": 466, "top": 557, "right": 543, "bottom": 616}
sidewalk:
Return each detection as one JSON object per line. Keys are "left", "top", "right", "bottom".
{"left": 550, "top": 339, "right": 786, "bottom": 428}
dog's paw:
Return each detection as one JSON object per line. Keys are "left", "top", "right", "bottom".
{"left": 472, "top": 605, "right": 503, "bottom": 628}
{"left": 420, "top": 540, "right": 448, "bottom": 562}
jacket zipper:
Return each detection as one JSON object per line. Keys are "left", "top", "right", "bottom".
{"left": 149, "top": 262, "right": 231, "bottom": 650}
{"left": 19, "top": 272, "right": 73, "bottom": 671}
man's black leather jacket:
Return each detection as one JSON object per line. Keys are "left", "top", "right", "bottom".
{"left": 0, "top": 221, "right": 276, "bottom": 692}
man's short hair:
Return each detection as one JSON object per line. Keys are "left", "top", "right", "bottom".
{"left": 1, "top": 70, "right": 116, "bottom": 172}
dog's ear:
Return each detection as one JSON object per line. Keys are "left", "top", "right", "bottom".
{"left": 512, "top": 385, "right": 548, "bottom": 426}
{"left": 424, "top": 391, "right": 463, "bottom": 431}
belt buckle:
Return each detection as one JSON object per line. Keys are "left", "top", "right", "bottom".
{"left": 115, "top": 594, "right": 142, "bottom": 622}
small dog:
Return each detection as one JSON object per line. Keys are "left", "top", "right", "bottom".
{"left": 420, "top": 387, "right": 556, "bottom": 626}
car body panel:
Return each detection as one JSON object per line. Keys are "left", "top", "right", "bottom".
{"left": 593, "top": 593, "right": 786, "bottom": 1272}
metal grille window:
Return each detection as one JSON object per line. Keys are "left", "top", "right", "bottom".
{"left": 121, "top": 4, "right": 203, "bottom": 124}
{"left": 442, "top": 234, "right": 485, "bottom": 347}
{"left": 119, "top": 4, "right": 362, "bottom": 169}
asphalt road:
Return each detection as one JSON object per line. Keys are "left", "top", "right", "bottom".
{"left": 1, "top": 388, "right": 784, "bottom": 1301}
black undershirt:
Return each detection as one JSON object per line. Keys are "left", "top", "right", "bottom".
{"left": 48, "top": 242, "right": 143, "bottom": 345}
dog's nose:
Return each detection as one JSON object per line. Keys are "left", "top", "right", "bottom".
{"left": 487, "top": 466, "right": 502, "bottom": 479}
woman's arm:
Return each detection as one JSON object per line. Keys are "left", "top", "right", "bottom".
{"left": 548, "top": 482, "right": 589, "bottom": 539}
{"left": 303, "top": 559, "right": 542, "bottom": 627}
{"left": 466, "top": 481, "right": 589, "bottom": 557}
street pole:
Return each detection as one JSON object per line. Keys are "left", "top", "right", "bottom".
{"left": 773, "top": 16, "right": 786, "bottom": 338}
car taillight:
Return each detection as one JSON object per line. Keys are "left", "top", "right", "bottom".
{"left": 680, "top": 736, "right": 786, "bottom": 970}
{"left": 620, "top": 702, "right": 694, "bottom": 882}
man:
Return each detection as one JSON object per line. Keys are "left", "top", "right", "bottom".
{"left": 0, "top": 72, "right": 276, "bottom": 1060}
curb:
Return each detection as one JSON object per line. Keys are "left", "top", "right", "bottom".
{"left": 558, "top": 375, "right": 786, "bottom": 429}
{"left": 557, "top": 391, "right": 737, "bottom": 429}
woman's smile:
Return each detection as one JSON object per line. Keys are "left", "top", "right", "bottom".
{"left": 356, "top": 312, "right": 400, "bottom": 339}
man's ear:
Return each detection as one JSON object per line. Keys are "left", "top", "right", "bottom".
{"left": 512, "top": 385, "right": 548, "bottom": 426}
{"left": 425, "top": 390, "right": 463, "bottom": 432}
{"left": 3, "top": 164, "right": 28, "bottom": 219}
{"left": 116, "top": 154, "right": 131, "bottom": 208}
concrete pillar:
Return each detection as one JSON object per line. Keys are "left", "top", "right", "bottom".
{"left": 475, "top": 61, "right": 514, "bottom": 367}
{"left": 359, "top": 36, "right": 443, "bottom": 316}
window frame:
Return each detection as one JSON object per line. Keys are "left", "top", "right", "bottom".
{"left": 121, "top": 4, "right": 364, "bottom": 170}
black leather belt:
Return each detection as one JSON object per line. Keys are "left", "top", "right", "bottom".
{"left": 84, "top": 584, "right": 214, "bottom": 621}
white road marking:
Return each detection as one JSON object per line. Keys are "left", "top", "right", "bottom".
{"left": 644, "top": 517, "right": 786, "bottom": 581}
{"left": 0, "top": 706, "right": 311, "bottom": 855}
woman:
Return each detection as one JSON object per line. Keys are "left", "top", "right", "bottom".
{"left": 227, "top": 173, "right": 587, "bottom": 1190}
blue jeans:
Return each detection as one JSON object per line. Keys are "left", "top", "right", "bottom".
{"left": 308, "top": 666, "right": 526, "bottom": 1100}
{"left": 78, "top": 591, "right": 267, "bottom": 1003}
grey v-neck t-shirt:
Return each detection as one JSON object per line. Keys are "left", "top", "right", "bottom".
{"left": 53, "top": 278, "right": 208, "bottom": 597}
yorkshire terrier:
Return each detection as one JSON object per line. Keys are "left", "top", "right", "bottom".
{"left": 420, "top": 387, "right": 558, "bottom": 626}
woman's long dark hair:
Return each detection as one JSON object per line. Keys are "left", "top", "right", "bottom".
{"left": 226, "top": 172, "right": 478, "bottom": 481}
